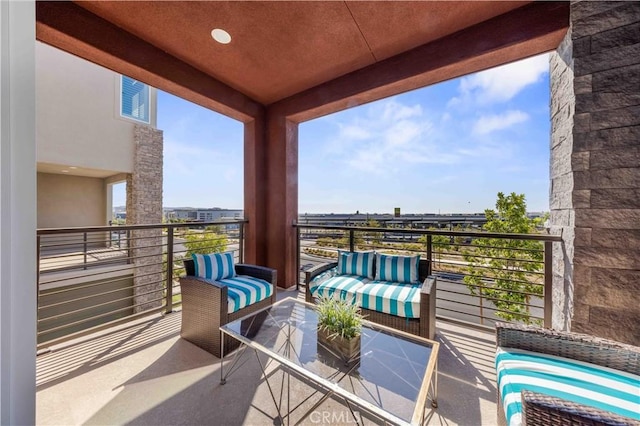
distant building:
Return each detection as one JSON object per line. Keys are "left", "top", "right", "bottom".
{"left": 298, "top": 212, "right": 547, "bottom": 229}
{"left": 297, "top": 213, "right": 486, "bottom": 229}
{"left": 165, "top": 208, "right": 243, "bottom": 222}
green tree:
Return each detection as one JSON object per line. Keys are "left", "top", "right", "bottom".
{"left": 463, "top": 192, "right": 544, "bottom": 324}
{"left": 419, "top": 229, "right": 449, "bottom": 267}
{"left": 183, "top": 229, "right": 228, "bottom": 257}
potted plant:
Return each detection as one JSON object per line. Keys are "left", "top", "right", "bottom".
{"left": 316, "top": 296, "right": 363, "bottom": 362}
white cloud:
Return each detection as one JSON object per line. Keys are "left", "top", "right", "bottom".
{"left": 325, "top": 98, "right": 462, "bottom": 174}
{"left": 472, "top": 110, "right": 529, "bottom": 135}
{"left": 381, "top": 102, "right": 422, "bottom": 121}
{"left": 340, "top": 124, "right": 372, "bottom": 140}
{"left": 448, "top": 54, "right": 549, "bottom": 107}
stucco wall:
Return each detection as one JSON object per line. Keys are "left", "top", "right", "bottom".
{"left": 35, "top": 42, "right": 157, "bottom": 173}
{"left": 0, "top": 2, "right": 37, "bottom": 423}
{"left": 37, "top": 172, "right": 106, "bottom": 228}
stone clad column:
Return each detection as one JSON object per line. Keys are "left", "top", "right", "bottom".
{"left": 550, "top": 1, "right": 640, "bottom": 345}
{"left": 549, "top": 25, "right": 576, "bottom": 332}
{"left": 127, "top": 124, "right": 164, "bottom": 311}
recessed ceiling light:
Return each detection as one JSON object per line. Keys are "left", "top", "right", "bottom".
{"left": 61, "top": 170, "right": 69, "bottom": 173}
{"left": 211, "top": 28, "right": 231, "bottom": 44}
{"left": 69, "top": 166, "right": 77, "bottom": 169}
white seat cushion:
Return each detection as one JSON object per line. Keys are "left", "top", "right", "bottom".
{"left": 219, "top": 275, "right": 273, "bottom": 314}
{"left": 310, "top": 274, "right": 371, "bottom": 305}
{"left": 357, "top": 281, "right": 422, "bottom": 318}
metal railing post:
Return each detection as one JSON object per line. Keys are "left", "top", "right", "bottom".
{"left": 426, "top": 234, "right": 433, "bottom": 276}
{"left": 239, "top": 222, "right": 244, "bottom": 263}
{"left": 83, "top": 232, "right": 88, "bottom": 270}
{"left": 126, "top": 229, "right": 132, "bottom": 264}
{"left": 165, "top": 226, "right": 174, "bottom": 314}
{"left": 36, "top": 235, "right": 41, "bottom": 326}
{"left": 296, "top": 225, "right": 301, "bottom": 291}
{"left": 349, "top": 229, "right": 355, "bottom": 252}
{"left": 478, "top": 289, "right": 485, "bottom": 326}
{"left": 544, "top": 241, "right": 553, "bottom": 328}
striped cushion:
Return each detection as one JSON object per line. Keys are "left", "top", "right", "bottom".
{"left": 496, "top": 347, "right": 640, "bottom": 426}
{"left": 337, "top": 250, "right": 375, "bottom": 279}
{"left": 375, "top": 253, "right": 420, "bottom": 284}
{"left": 310, "top": 275, "right": 371, "bottom": 305}
{"left": 357, "top": 281, "right": 422, "bottom": 318}
{"left": 219, "top": 275, "right": 273, "bottom": 314}
{"left": 192, "top": 252, "right": 235, "bottom": 281}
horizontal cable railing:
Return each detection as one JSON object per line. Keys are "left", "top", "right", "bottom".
{"left": 37, "top": 220, "right": 246, "bottom": 348}
{"left": 294, "top": 223, "right": 561, "bottom": 330}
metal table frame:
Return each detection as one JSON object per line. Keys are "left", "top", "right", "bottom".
{"left": 220, "top": 297, "right": 439, "bottom": 426}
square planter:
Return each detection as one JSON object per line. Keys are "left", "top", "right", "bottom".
{"left": 317, "top": 327, "right": 361, "bottom": 363}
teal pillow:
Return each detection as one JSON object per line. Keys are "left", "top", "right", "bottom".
{"left": 192, "top": 252, "right": 235, "bottom": 281}
{"left": 375, "top": 253, "right": 420, "bottom": 283}
{"left": 337, "top": 250, "right": 374, "bottom": 279}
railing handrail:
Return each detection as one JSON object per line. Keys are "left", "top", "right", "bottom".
{"left": 295, "top": 221, "right": 555, "bottom": 328}
{"left": 37, "top": 219, "right": 248, "bottom": 235}
{"left": 37, "top": 220, "right": 246, "bottom": 348}
{"left": 293, "top": 222, "right": 562, "bottom": 242}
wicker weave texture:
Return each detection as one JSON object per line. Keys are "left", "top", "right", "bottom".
{"left": 495, "top": 322, "right": 640, "bottom": 426}
{"left": 521, "top": 390, "right": 640, "bottom": 426}
{"left": 179, "top": 262, "right": 277, "bottom": 358}
{"left": 496, "top": 322, "right": 640, "bottom": 375}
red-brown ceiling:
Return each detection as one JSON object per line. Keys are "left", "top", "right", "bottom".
{"left": 37, "top": 1, "right": 568, "bottom": 121}
{"left": 72, "top": 1, "right": 531, "bottom": 105}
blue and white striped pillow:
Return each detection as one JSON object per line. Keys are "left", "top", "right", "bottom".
{"left": 192, "top": 252, "right": 236, "bottom": 281}
{"left": 337, "top": 250, "right": 374, "bottom": 279}
{"left": 375, "top": 253, "right": 420, "bottom": 284}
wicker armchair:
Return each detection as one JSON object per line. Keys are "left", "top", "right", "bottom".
{"left": 305, "top": 259, "right": 436, "bottom": 340}
{"left": 495, "top": 322, "right": 640, "bottom": 426}
{"left": 179, "top": 259, "right": 277, "bottom": 358}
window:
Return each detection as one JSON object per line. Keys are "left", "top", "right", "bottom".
{"left": 120, "top": 76, "right": 149, "bottom": 123}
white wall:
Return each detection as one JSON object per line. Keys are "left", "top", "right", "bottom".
{"left": 36, "top": 42, "right": 158, "bottom": 174}
{"left": 37, "top": 173, "right": 107, "bottom": 228}
{"left": 0, "top": 1, "right": 37, "bottom": 424}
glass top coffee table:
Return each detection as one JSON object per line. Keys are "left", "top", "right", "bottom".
{"left": 220, "top": 297, "right": 439, "bottom": 426}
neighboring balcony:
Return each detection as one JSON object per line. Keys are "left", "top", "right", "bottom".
{"left": 36, "top": 221, "right": 560, "bottom": 425}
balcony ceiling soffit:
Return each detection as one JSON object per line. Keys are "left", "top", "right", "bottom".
{"left": 70, "top": 0, "right": 532, "bottom": 105}
{"left": 37, "top": 162, "right": 121, "bottom": 179}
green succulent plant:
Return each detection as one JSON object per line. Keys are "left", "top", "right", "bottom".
{"left": 316, "top": 296, "right": 363, "bottom": 340}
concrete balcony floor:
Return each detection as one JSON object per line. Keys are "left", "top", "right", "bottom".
{"left": 36, "top": 290, "right": 498, "bottom": 425}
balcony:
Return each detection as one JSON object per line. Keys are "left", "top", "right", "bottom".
{"left": 36, "top": 221, "right": 561, "bottom": 425}
{"left": 36, "top": 291, "right": 498, "bottom": 425}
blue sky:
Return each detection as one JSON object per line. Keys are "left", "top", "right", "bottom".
{"left": 114, "top": 53, "right": 551, "bottom": 214}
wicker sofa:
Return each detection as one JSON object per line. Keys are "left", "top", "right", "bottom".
{"left": 179, "top": 259, "right": 277, "bottom": 358}
{"left": 305, "top": 257, "right": 436, "bottom": 340}
{"left": 496, "top": 322, "right": 640, "bottom": 426}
